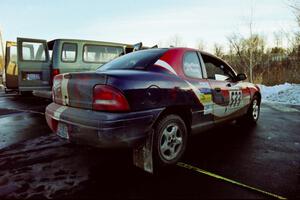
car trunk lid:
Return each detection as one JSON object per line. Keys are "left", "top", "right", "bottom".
{"left": 53, "top": 72, "right": 107, "bottom": 109}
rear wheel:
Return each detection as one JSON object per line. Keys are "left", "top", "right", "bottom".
{"left": 153, "top": 114, "right": 188, "bottom": 167}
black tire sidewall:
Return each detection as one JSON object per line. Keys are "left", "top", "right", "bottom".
{"left": 153, "top": 114, "right": 188, "bottom": 167}
{"left": 247, "top": 96, "right": 260, "bottom": 123}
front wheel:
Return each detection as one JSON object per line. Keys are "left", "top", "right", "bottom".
{"left": 153, "top": 114, "right": 188, "bottom": 167}
{"left": 238, "top": 95, "right": 260, "bottom": 125}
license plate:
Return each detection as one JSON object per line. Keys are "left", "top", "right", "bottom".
{"left": 26, "top": 73, "right": 41, "bottom": 80}
{"left": 57, "top": 123, "right": 69, "bottom": 139}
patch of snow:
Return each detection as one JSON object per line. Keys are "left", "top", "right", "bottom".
{"left": 258, "top": 83, "right": 300, "bottom": 105}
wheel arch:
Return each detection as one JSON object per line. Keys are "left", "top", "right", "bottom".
{"left": 253, "top": 91, "right": 261, "bottom": 104}
{"left": 153, "top": 105, "right": 192, "bottom": 135}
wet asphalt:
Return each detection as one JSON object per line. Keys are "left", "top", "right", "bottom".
{"left": 0, "top": 89, "right": 299, "bottom": 199}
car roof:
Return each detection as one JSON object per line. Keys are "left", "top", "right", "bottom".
{"left": 156, "top": 47, "right": 235, "bottom": 72}
{"left": 47, "top": 38, "right": 134, "bottom": 49}
{"left": 164, "top": 47, "right": 219, "bottom": 59}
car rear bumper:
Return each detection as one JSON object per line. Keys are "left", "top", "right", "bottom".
{"left": 19, "top": 86, "right": 52, "bottom": 91}
{"left": 33, "top": 89, "right": 52, "bottom": 99}
{"left": 45, "top": 103, "right": 163, "bottom": 148}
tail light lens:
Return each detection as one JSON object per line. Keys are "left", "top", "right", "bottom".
{"left": 52, "top": 74, "right": 63, "bottom": 103}
{"left": 51, "top": 69, "right": 60, "bottom": 85}
{"left": 93, "top": 85, "right": 130, "bottom": 112}
{"left": 46, "top": 115, "right": 58, "bottom": 132}
{"left": 52, "top": 69, "right": 60, "bottom": 77}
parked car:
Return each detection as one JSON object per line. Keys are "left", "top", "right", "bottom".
{"left": 3, "top": 37, "right": 140, "bottom": 98}
{"left": 45, "top": 47, "right": 261, "bottom": 171}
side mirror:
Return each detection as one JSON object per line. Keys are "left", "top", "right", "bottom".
{"left": 236, "top": 73, "right": 247, "bottom": 81}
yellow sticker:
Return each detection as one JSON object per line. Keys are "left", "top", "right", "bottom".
{"left": 200, "top": 94, "right": 212, "bottom": 103}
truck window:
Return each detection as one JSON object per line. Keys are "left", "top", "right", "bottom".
{"left": 61, "top": 43, "right": 77, "bottom": 62}
{"left": 83, "top": 45, "right": 123, "bottom": 63}
{"left": 22, "top": 42, "right": 46, "bottom": 61}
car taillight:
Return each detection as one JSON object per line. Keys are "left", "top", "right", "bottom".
{"left": 50, "top": 69, "right": 60, "bottom": 85}
{"left": 52, "top": 69, "right": 60, "bottom": 77}
{"left": 93, "top": 85, "right": 130, "bottom": 112}
{"left": 52, "top": 74, "right": 63, "bottom": 103}
{"left": 46, "top": 115, "right": 58, "bottom": 132}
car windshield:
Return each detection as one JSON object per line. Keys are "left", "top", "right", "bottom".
{"left": 97, "top": 48, "right": 168, "bottom": 71}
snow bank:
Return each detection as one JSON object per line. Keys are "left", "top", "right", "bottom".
{"left": 258, "top": 83, "right": 300, "bottom": 105}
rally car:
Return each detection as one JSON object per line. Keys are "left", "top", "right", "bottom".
{"left": 45, "top": 47, "right": 261, "bottom": 172}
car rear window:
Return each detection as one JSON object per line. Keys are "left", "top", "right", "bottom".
{"left": 97, "top": 48, "right": 168, "bottom": 71}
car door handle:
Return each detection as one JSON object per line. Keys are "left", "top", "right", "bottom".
{"left": 214, "top": 87, "right": 221, "bottom": 92}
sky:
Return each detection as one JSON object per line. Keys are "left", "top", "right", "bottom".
{"left": 0, "top": 0, "right": 298, "bottom": 52}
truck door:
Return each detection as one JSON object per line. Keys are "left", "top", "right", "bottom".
{"left": 17, "top": 38, "right": 51, "bottom": 92}
{"left": 4, "top": 41, "right": 18, "bottom": 89}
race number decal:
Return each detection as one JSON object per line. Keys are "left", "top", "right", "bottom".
{"left": 229, "top": 90, "right": 242, "bottom": 108}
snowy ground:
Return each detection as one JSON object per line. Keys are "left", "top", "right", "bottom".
{"left": 258, "top": 83, "right": 300, "bottom": 105}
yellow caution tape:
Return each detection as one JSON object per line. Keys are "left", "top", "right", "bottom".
{"left": 177, "top": 162, "right": 287, "bottom": 200}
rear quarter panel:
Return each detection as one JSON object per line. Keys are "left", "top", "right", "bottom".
{"left": 105, "top": 70, "right": 201, "bottom": 112}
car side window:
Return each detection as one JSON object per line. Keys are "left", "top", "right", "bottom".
{"left": 61, "top": 43, "right": 77, "bottom": 62}
{"left": 202, "top": 54, "right": 234, "bottom": 81}
{"left": 183, "top": 51, "right": 203, "bottom": 79}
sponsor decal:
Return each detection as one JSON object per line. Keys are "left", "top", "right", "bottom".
{"left": 200, "top": 94, "right": 212, "bottom": 104}
{"left": 198, "top": 82, "right": 210, "bottom": 88}
{"left": 154, "top": 60, "right": 213, "bottom": 115}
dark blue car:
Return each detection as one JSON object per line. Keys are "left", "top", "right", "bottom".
{"left": 46, "top": 47, "right": 261, "bottom": 171}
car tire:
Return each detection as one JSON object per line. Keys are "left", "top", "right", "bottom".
{"left": 153, "top": 114, "right": 188, "bottom": 168}
{"left": 20, "top": 91, "right": 32, "bottom": 96}
{"left": 238, "top": 95, "right": 260, "bottom": 125}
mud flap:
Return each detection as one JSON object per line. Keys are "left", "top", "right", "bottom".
{"left": 133, "top": 130, "right": 154, "bottom": 173}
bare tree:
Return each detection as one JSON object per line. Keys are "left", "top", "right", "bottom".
{"left": 196, "top": 39, "right": 206, "bottom": 51}
{"left": 167, "top": 34, "right": 184, "bottom": 47}
{"left": 273, "top": 31, "right": 284, "bottom": 47}
{"left": 248, "top": 1, "right": 255, "bottom": 83}
{"left": 226, "top": 33, "right": 266, "bottom": 79}
{"left": 227, "top": 33, "right": 248, "bottom": 68}
{"left": 213, "top": 43, "right": 224, "bottom": 58}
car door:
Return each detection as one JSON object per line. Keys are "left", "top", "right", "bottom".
{"left": 181, "top": 51, "right": 214, "bottom": 132}
{"left": 201, "top": 53, "right": 242, "bottom": 123}
{"left": 17, "top": 37, "right": 51, "bottom": 91}
{"left": 4, "top": 41, "right": 18, "bottom": 89}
